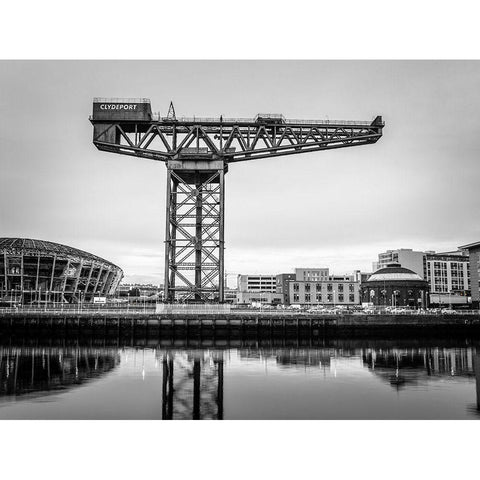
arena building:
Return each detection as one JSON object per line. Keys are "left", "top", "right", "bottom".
{"left": 0, "top": 238, "right": 123, "bottom": 305}
{"left": 361, "top": 263, "right": 429, "bottom": 308}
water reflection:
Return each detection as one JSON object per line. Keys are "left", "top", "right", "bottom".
{"left": 362, "top": 348, "right": 476, "bottom": 389}
{"left": 160, "top": 351, "right": 224, "bottom": 420}
{"left": 0, "top": 345, "right": 120, "bottom": 400}
{"left": 0, "top": 336, "right": 478, "bottom": 419}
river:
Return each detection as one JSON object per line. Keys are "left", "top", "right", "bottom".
{"left": 0, "top": 334, "right": 478, "bottom": 419}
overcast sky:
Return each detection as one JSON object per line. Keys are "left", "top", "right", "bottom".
{"left": 1, "top": 60, "right": 479, "bottom": 286}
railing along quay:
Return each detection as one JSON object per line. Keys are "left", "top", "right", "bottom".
{"left": 2, "top": 307, "right": 480, "bottom": 316}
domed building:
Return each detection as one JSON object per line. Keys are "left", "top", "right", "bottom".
{"left": 0, "top": 238, "right": 123, "bottom": 305}
{"left": 361, "top": 262, "right": 429, "bottom": 308}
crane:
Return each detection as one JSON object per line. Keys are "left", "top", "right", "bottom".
{"left": 90, "top": 99, "right": 384, "bottom": 303}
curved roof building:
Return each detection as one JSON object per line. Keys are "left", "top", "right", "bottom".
{"left": 0, "top": 238, "right": 123, "bottom": 304}
{"left": 367, "top": 264, "right": 424, "bottom": 282}
{"left": 362, "top": 263, "right": 428, "bottom": 308}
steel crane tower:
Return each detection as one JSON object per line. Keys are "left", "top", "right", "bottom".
{"left": 90, "top": 99, "right": 384, "bottom": 303}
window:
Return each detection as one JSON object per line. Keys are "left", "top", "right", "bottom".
{"left": 293, "top": 283, "right": 299, "bottom": 292}
{"left": 338, "top": 284, "right": 344, "bottom": 293}
{"left": 316, "top": 293, "right": 322, "bottom": 302}
{"left": 327, "top": 294, "right": 333, "bottom": 302}
{"left": 349, "top": 284, "right": 354, "bottom": 292}
{"left": 338, "top": 294, "right": 344, "bottom": 302}
{"left": 293, "top": 293, "right": 299, "bottom": 302}
{"left": 349, "top": 294, "right": 355, "bottom": 302}
{"left": 316, "top": 283, "right": 322, "bottom": 292}
{"left": 305, "top": 294, "right": 311, "bottom": 302}
{"left": 327, "top": 284, "right": 333, "bottom": 292}
{"left": 305, "top": 283, "right": 311, "bottom": 292}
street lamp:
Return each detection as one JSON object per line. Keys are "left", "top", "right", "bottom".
{"left": 381, "top": 289, "right": 387, "bottom": 311}
{"left": 392, "top": 290, "right": 400, "bottom": 309}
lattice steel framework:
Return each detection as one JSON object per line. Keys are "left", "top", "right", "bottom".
{"left": 91, "top": 108, "right": 384, "bottom": 302}
{"left": 164, "top": 168, "right": 224, "bottom": 301}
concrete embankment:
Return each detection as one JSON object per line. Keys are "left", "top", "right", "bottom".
{"left": 0, "top": 311, "right": 479, "bottom": 335}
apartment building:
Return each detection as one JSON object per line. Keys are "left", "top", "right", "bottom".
{"left": 373, "top": 249, "right": 426, "bottom": 278}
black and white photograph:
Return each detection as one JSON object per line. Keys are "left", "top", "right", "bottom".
{"left": 2, "top": 59, "right": 480, "bottom": 420}
{"left": 1, "top": 2, "right": 479, "bottom": 479}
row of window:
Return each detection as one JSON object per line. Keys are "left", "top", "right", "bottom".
{"left": 293, "top": 283, "right": 356, "bottom": 292}
{"left": 292, "top": 293, "right": 356, "bottom": 303}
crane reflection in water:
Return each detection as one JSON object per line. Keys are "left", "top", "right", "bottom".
{"left": 160, "top": 350, "right": 224, "bottom": 420}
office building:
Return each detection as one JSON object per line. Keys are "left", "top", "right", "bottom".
{"left": 288, "top": 274, "right": 360, "bottom": 306}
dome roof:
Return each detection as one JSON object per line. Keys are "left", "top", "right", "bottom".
{"left": 366, "top": 262, "right": 424, "bottom": 282}
{"left": 0, "top": 237, "right": 120, "bottom": 270}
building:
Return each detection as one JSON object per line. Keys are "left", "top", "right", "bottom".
{"left": 425, "top": 251, "right": 470, "bottom": 307}
{"left": 361, "top": 263, "right": 429, "bottom": 308}
{"left": 224, "top": 288, "right": 238, "bottom": 304}
{"left": 373, "top": 249, "right": 426, "bottom": 278}
{"left": 288, "top": 274, "right": 360, "bottom": 306}
{"left": 236, "top": 291, "right": 283, "bottom": 306}
{"left": 276, "top": 273, "right": 296, "bottom": 305}
{"left": 237, "top": 274, "right": 277, "bottom": 292}
{"left": 118, "top": 283, "right": 162, "bottom": 297}
{"left": 459, "top": 241, "right": 480, "bottom": 309}
{"left": 236, "top": 274, "right": 281, "bottom": 305}
{"left": 0, "top": 237, "right": 123, "bottom": 305}
{"left": 374, "top": 247, "right": 471, "bottom": 307}
{"left": 294, "top": 268, "right": 329, "bottom": 282}
{"left": 353, "top": 270, "right": 373, "bottom": 284}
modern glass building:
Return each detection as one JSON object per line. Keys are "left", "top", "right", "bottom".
{"left": 0, "top": 238, "right": 123, "bottom": 305}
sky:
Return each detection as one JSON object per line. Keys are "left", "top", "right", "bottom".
{"left": 1, "top": 60, "right": 480, "bottom": 287}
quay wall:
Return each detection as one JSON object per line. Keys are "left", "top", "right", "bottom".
{"left": 0, "top": 311, "right": 479, "bottom": 335}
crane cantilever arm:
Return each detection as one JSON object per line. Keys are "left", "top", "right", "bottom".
{"left": 91, "top": 115, "right": 384, "bottom": 163}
